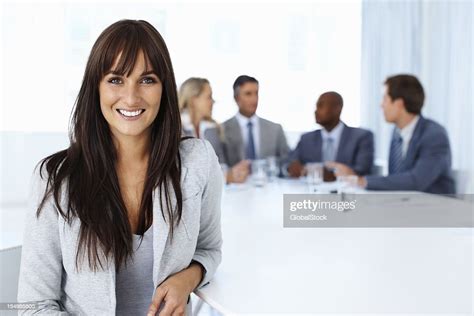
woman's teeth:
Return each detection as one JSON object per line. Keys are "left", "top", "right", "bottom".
{"left": 117, "top": 109, "right": 144, "bottom": 117}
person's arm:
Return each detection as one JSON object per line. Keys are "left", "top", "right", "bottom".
{"left": 147, "top": 140, "right": 223, "bottom": 315}
{"left": 283, "top": 137, "right": 304, "bottom": 178}
{"left": 276, "top": 124, "right": 290, "bottom": 162}
{"left": 227, "top": 160, "right": 250, "bottom": 183}
{"left": 366, "top": 129, "right": 451, "bottom": 191}
{"left": 191, "top": 140, "right": 223, "bottom": 288}
{"left": 203, "top": 128, "right": 227, "bottom": 165}
{"left": 17, "top": 166, "right": 69, "bottom": 315}
{"left": 352, "top": 131, "right": 374, "bottom": 176}
{"left": 287, "top": 160, "right": 305, "bottom": 178}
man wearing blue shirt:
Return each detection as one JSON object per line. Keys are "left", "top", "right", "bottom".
{"left": 288, "top": 91, "right": 374, "bottom": 177}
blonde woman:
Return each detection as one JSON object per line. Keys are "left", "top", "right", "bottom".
{"left": 179, "top": 78, "right": 249, "bottom": 183}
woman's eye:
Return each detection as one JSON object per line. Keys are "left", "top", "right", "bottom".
{"left": 141, "top": 77, "right": 156, "bottom": 84}
{"left": 108, "top": 77, "right": 122, "bottom": 84}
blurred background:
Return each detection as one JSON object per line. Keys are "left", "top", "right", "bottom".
{"left": 1, "top": 0, "right": 473, "bottom": 240}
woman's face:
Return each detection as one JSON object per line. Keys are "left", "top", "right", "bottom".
{"left": 192, "top": 83, "right": 214, "bottom": 118}
{"left": 99, "top": 50, "right": 162, "bottom": 141}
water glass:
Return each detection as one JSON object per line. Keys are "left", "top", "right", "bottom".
{"left": 337, "top": 175, "right": 358, "bottom": 194}
{"left": 251, "top": 159, "right": 268, "bottom": 187}
{"left": 305, "top": 162, "right": 323, "bottom": 192}
{"left": 266, "top": 156, "right": 279, "bottom": 181}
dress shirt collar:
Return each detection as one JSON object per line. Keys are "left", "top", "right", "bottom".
{"left": 397, "top": 115, "right": 420, "bottom": 141}
{"left": 235, "top": 111, "right": 259, "bottom": 128}
{"left": 321, "top": 120, "right": 344, "bottom": 140}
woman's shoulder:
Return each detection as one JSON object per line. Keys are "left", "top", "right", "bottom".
{"left": 179, "top": 138, "right": 218, "bottom": 169}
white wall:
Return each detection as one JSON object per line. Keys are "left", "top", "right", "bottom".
{"left": 361, "top": 0, "right": 473, "bottom": 193}
{"left": 1, "top": 0, "right": 362, "bottom": 205}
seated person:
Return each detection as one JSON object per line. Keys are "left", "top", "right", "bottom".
{"left": 179, "top": 77, "right": 249, "bottom": 183}
{"left": 287, "top": 91, "right": 374, "bottom": 178}
{"left": 328, "top": 75, "right": 455, "bottom": 194}
{"left": 222, "top": 75, "right": 290, "bottom": 172}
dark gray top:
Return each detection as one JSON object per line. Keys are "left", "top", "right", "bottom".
{"left": 115, "top": 226, "right": 154, "bottom": 315}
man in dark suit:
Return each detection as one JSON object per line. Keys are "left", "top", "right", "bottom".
{"left": 222, "top": 75, "right": 290, "bottom": 180}
{"left": 330, "top": 75, "right": 455, "bottom": 194}
{"left": 287, "top": 91, "right": 374, "bottom": 177}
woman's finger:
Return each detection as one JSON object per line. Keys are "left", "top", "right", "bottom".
{"left": 147, "top": 287, "right": 166, "bottom": 316}
{"left": 171, "top": 307, "right": 186, "bottom": 316}
{"left": 158, "top": 297, "right": 178, "bottom": 316}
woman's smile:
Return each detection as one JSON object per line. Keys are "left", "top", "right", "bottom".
{"left": 116, "top": 108, "right": 146, "bottom": 121}
{"left": 99, "top": 50, "right": 162, "bottom": 138}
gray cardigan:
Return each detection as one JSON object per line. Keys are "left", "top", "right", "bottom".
{"left": 17, "top": 139, "right": 223, "bottom": 315}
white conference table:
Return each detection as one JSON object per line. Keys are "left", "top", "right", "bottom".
{"left": 195, "top": 178, "right": 474, "bottom": 315}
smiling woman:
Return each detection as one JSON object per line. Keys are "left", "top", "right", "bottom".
{"left": 99, "top": 51, "right": 163, "bottom": 135}
{"left": 16, "top": 20, "right": 223, "bottom": 316}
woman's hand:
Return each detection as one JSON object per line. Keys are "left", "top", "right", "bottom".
{"left": 227, "top": 159, "right": 250, "bottom": 183}
{"left": 147, "top": 262, "right": 204, "bottom": 316}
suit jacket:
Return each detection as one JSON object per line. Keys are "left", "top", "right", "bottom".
{"left": 288, "top": 123, "right": 374, "bottom": 175}
{"left": 222, "top": 115, "right": 290, "bottom": 167}
{"left": 366, "top": 116, "right": 455, "bottom": 194}
{"left": 182, "top": 124, "right": 226, "bottom": 165}
{"left": 17, "top": 139, "right": 223, "bottom": 315}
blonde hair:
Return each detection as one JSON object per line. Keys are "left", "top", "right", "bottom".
{"left": 178, "top": 77, "right": 224, "bottom": 140}
{"left": 178, "top": 77, "right": 210, "bottom": 112}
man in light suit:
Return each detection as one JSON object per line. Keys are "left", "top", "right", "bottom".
{"left": 222, "top": 75, "right": 290, "bottom": 174}
{"left": 287, "top": 91, "right": 374, "bottom": 177}
{"left": 330, "top": 74, "right": 455, "bottom": 194}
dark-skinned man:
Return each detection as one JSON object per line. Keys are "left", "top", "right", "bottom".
{"left": 287, "top": 91, "right": 374, "bottom": 178}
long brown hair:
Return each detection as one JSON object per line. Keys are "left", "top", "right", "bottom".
{"left": 37, "top": 20, "right": 183, "bottom": 271}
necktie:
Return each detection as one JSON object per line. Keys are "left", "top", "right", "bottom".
{"left": 389, "top": 131, "right": 403, "bottom": 174}
{"left": 323, "top": 137, "right": 335, "bottom": 162}
{"left": 245, "top": 121, "right": 256, "bottom": 160}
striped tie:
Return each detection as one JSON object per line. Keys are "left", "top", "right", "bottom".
{"left": 389, "top": 131, "right": 403, "bottom": 174}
